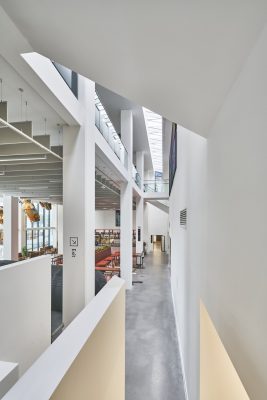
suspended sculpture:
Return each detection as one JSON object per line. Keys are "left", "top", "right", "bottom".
{"left": 22, "top": 199, "right": 40, "bottom": 222}
{"left": 39, "top": 202, "right": 52, "bottom": 211}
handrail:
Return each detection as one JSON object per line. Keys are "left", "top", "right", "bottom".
{"left": 143, "top": 179, "right": 169, "bottom": 193}
{"left": 94, "top": 94, "right": 128, "bottom": 170}
{"left": 132, "top": 164, "right": 141, "bottom": 188}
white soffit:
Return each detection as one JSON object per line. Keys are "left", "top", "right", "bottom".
{"left": 1, "top": 1, "right": 267, "bottom": 137}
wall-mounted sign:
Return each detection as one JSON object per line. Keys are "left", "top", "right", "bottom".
{"left": 72, "top": 248, "right": 77, "bottom": 258}
{"left": 138, "top": 226, "right": 141, "bottom": 242}
{"left": 70, "top": 237, "right": 78, "bottom": 247}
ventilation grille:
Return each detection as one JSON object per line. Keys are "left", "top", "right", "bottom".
{"left": 180, "top": 208, "right": 187, "bottom": 227}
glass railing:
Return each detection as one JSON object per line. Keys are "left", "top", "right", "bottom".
{"left": 95, "top": 94, "right": 128, "bottom": 170}
{"left": 132, "top": 165, "right": 141, "bottom": 189}
{"left": 143, "top": 179, "right": 169, "bottom": 194}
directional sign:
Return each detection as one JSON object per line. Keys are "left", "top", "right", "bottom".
{"left": 72, "top": 248, "right": 77, "bottom": 258}
{"left": 70, "top": 237, "right": 78, "bottom": 247}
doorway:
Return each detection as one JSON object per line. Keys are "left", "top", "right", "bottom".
{"left": 151, "top": 235, "right": 166, "bottom": 252}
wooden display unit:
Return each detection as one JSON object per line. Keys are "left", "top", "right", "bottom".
{"left": 95, "top": 229, "right": 136, "bottom": 247}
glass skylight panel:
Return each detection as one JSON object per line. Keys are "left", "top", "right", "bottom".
{"left": 143, "top": 107, "right": 163, "bottom": 173}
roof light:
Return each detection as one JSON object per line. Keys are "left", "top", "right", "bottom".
{"left": 143, "top": 107, "right": 163, "bottom": 173}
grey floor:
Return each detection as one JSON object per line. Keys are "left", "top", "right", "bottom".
{"left": 126, "top": 248, "right": 186, "bottom": 400}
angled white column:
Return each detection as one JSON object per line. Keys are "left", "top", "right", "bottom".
{"left": 63, "top": 77, "right": 95, "bottom": 326}
{"left": 120, "top": 110, "right": 133, "bottom": 289}
{"left": 3, "top": 196, "right": 18, "bottom": 260}
{"left": 135, "top": 151, "right": 144, "bottom": 253}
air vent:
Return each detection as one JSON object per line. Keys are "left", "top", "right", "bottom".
{"left": 180, "top": 208, "right": 187, "bottom": 227}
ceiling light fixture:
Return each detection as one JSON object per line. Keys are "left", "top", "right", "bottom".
{"left": 19, "top": 186, "right": 49, "bottom": 190}
{"left": 0, "top": 155, "right": 47, "bottom": 162}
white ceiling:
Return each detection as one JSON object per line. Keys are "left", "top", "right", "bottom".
{"left": 1, "top": 1, "right": 267, "bottom": 137}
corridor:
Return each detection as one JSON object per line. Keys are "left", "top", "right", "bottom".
{"left": 126, "top": 252, "right": 186, "bottom": 400}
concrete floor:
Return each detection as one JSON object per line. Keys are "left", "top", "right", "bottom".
{"left": 126, "top": 249, "right": 186, "bottom": 400}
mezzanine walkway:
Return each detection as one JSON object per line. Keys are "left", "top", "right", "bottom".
{"left": 126, "top": 251, "right": 186, "bottom": 400}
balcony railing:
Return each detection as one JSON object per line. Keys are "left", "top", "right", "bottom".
{"left": 95, "top": 94, "right": 128, "bottom": 170}
{"left": 143, "top": 179, "right": 169, "bottom": 194}
{"left": 132, "top": 165, "right": 141, "bottom": 189}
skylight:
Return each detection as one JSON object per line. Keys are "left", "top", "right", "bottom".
{"left": 143, "top": 108, "right": 163, "bottom": 173}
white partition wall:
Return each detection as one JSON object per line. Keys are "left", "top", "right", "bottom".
{"left": 0, "top": 256, "right": 51, "bottom": 377}
{"left": 3, "top": 277, "right": 125, "bottom": 400}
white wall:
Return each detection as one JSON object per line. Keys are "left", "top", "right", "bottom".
{"left": 95, "top": 210, "right": 136, "bottom": 230}
{"left": 204, "top": 23, "right": 267, "bottom": 400}
{"left": 169, "top": 126, "right": 206, "bottom": 400}
{"left": 3, "top": 277, "right": 125, "bottom": 400}
{"left": 170, "top": 22, "right": 267, "bottom": 400}
{"left": 0, "top": 256, "right": 51, "bottom": 377}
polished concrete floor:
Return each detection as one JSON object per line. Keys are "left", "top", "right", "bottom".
{"left": 126, "top": 248, "right": 186, "bottom": 400}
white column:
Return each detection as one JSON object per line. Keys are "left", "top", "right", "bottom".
{"left": 63, "top": 77, "right": 95, "bottom": 326}
{"left": 51, "top": 205, "right": 58, "bottom": 249}
{"left": 55, "top": 204, "right": 63, "bottom": 254}
{"left": 136, "top": 198, "right": 144, "bottom": 253}
{"left": 136, "top": 151, "right": 144, "bottom": 187}
{"left": 143, "top": 201, "right": 150, "bottom": 253}
{"left": 3, "top": 196, "right": 18, "bottom": 260}
{"left": 120, "top": 110, "right": 133, "bottom": 289}
{"left": 18, "top": 207, "right": 26, "bottom": 253}
{"left": 135, "top": 151, "right": 144, "bottom": 253}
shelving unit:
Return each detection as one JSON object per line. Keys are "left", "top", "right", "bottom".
{"left": 95, "top": 229, "right": 136, "bottom": 247}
